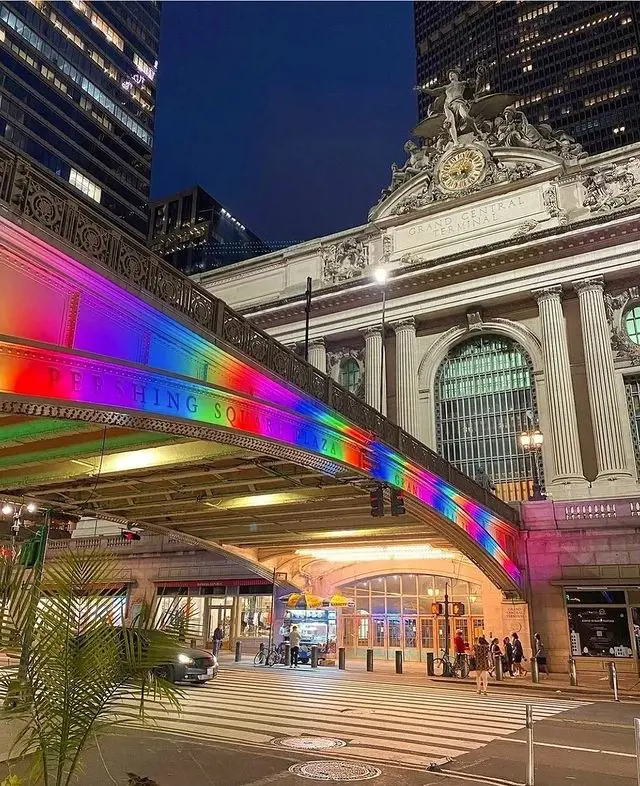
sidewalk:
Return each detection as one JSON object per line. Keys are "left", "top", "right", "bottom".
{"left": 218, "top": 652, "right": 640, "bottom": 700}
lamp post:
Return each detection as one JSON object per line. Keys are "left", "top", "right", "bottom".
{"left": 373, "top": 267, "right": 388, "bottom": 414}
{"left": 519, "top": 429, "right": 545, "bottom": 500}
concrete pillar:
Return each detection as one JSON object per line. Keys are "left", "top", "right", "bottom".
{"left": 533, "top": 286, "right": 588, "bottom": 491}
{"left": 362, "top": 326, "right": 386, "bottom": 415}
{"left": 392, "top": 318, "right": 420, "bottom": 437}
{"left": 307, "top": 338, "right": 327, "bottom": 373}
{"left": 574, "top": 277, "right": 633, "bottom": 485}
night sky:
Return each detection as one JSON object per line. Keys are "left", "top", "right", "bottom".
{"left": 150, "top": 1, "right": 416, "bottom": 246}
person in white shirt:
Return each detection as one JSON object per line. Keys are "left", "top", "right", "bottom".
{"left": 289, "top": 626, "right": 301, "bottom": 668}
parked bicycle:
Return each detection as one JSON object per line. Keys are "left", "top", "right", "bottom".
{"left": 433, "top": 650, "right": 470, "bottom": 678}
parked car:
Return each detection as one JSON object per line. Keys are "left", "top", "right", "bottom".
{"left": 154, "top": 646, "right": 218, "bottom": 684}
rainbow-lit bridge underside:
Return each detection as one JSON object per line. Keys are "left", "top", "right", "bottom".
{"left": 0, "top": 144, "right": 522, "bottom": 594}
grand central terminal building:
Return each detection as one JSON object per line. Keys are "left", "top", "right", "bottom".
{"left": 195, "top": 87, "right": 640, "bottom": 674}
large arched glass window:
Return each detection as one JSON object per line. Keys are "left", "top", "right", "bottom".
{"left": 435, "top": 335, "right": 541, "bottom": 502}
{"left": 339, "top": 357, "right": 361, "bottom": 393}
{"left": 625, "top": 306, "right": 640, "bottom": 344}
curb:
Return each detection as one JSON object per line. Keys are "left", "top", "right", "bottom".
{"left": 428, "top": 675, "right": 640, "bottom": 700}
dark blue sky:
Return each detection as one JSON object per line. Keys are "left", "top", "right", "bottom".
{"left": 150, "top": 1, "right": 416, "bottom": 245}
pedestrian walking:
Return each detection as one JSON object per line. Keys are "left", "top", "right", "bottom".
{"left": 512, "top": 632, "right": 527, "bottom": 676}
{"left": 212, "top": 625, "right": 223, "bottom": 657}
{"left": 534, "top": 632, "right": 547, "bottom": 675}
{"left": 454, "top": 628, "right": 467, "bottom": 670}
{"left": 289, "top": 625, "right": 301, "bottom": 668}
{"left": 490, "top": 637, "right": 502, "bottom": 673}
{"left": 474, "top": 635, "right": 491, "bottom": 696}
{"left": 502, "top": 636, "right": 514, "bottom": 676}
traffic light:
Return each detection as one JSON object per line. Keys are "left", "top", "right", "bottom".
{"left": 431, "top": 602, "right": 444, "bottom": 615}
{"left": 369, "top": 485, "right": 384, "bottom": 518}
{"left": 452, "top": 602, "right": 466, "bottom": 617}
{"left": 19, "top": 526, "right": 47, "bottom": 568}
{"left": 390, "top": 488, "right": 406, "bottom": 516}
{"left": 120, "top": 528, "right": 141, "bottom": 542}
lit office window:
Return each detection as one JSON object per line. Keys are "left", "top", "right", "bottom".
{"left": 133, "top": 53, "right": 156, "bottom": 81}
{"left": 50, "top": 12, "right": 84, "bottom": 49}
{"left": 69, "top": 168, "right": 101, "bottom": 203}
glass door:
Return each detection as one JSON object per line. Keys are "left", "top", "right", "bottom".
{"left": 403, "top": 617, "right": 419, "bottom": 661}
{"left": 420, "top": 617, "right": 435, "bottom": 661}
{"left": 372, "top": 616, "right": 386, "bottom": 659}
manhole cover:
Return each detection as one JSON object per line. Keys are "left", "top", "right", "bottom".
{"left": 274, "top": 737, "right": 346, "bottom": 750}
{"left": 289, "top": 761, "right": 381, "bottom": 781}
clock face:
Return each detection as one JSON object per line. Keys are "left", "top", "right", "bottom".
{"left": 438, "top": 147, "right": 486, "bottom": 192}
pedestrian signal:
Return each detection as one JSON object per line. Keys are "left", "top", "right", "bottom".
{"left": 369, "top": 485, "right": 384, "bottom": 518}
{"left": 452, "top": 602, "right": 466, "bottom": 616}
{"left": 431, "top": 602, "right": 444, "bottom": 615}
{"left": 390, "top": 488, "right": 406, "bottom": 516}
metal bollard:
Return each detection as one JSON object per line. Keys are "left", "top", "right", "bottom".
{"left": 395, "top": 650, "right": 403, "bottom": 674}
{"left": 426, "top": 652, "right": 435, "bottom": 676}
{"left": 234, "top": 640, "right": 242, "bottom": 662}
{"left": 526, "top": 704, "right": 535, "bottom": 786}
{"left": 338, "top": 647, "right": 346, "bottom": 670}
{"left": 568, "top": 657, "right": 578, "bottom": 687}
{"left": 311, "top": 645, "right": 318, "bottom": 669}
{"left": 495, "top": 656, "right": 503, "bottom": 681}
{"left": 284, "top": 643, "right": 291, "bottom": 667}
{"left": 634, "top": 718, "right": 640, "bottom": 786}
{"left": 190, "top": 638, "right": 197, "bottom": 649}
{"left": 366, "top": 648, "right": 374, "bottom": 672}
{"left": 608, "top": 661, "right": 620, "bottom": 701}
{"left": 531, "top": 657, "right": 540, "bottom": 684}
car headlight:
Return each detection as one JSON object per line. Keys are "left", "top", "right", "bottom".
{"left": 177, "top": 653, "right": 194, "bottom": 665}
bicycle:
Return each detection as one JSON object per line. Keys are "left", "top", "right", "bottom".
{"left": 433, "top": 650, "right": 470, "bottom": 678}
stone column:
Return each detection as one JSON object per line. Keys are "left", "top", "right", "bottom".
{"left": 362, "top": 326, "right": 386, "bottom": 414}
{"left": 533, "top": 286, "right": 587, "bottom": 488}
{"left": 393, "top": 318, "right": 420, "bottom": 437}
{"left": 307, "top": 338, "right": 326, "bottom": 373}
{"left": 574, "top": 277, "right": 633, "bottom": 482}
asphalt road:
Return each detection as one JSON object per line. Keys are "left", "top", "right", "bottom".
{"left": 1, "top": 667, "right": 639, "bottom": 785}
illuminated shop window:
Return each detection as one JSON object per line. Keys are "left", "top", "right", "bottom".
{"left": 435, "top": 335, "right": 541, "bottom": 502}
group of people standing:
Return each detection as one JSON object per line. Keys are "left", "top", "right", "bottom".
{"left": 455, "top": 630, "right": 546, "bottom": 695}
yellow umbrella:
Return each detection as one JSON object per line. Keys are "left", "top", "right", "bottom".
{"left": 325, "top": 593, "right": 355, "bottom": 608}
{"left": 279, "top": 592, "right": 324, "bottom": 609}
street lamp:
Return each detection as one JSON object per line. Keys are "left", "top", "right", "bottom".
{"left": 519, "top": 429, "right": 545, "bottom": 500}
{"left": 373, "top": 267, "right": 388, "bottom": 413}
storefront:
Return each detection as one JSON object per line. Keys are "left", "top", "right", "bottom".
{"left": 154, "top": 579, "right": 274, "bottom": 647}
{"left": 282, "top": 607, "right": 338, "bottom": 663}
{"left": 564, "top": 587, "right": 640, "bottom": 665}
{"left": 339, "top": 574, "right": 483, "bottom": 662}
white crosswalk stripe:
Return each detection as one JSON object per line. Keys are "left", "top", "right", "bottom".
{"left": 122, "top": 667, "right": 590, "bottom": 769}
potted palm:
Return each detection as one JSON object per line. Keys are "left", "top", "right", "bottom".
{"left": 0, "top": 549, "right": 187, "bottom": 785}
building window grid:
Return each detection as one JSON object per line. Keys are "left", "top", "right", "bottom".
{"left": 434, "top": 335, "right": 542, "bottom": 502}
{"left": 0, "top": 8, "right": 152, "bottom": 146}
{"left": 69, "top": 166, "right": 101, "bottom": 203}
{"left": 624, "top": 376, "right": 640, "bottom": 474}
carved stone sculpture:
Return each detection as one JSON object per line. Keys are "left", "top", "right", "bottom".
{"left": 321, "top": 238, "right": 369, "bottom": 284}
{"left": 582, "top": 159, "right": 640, "bottom": 213}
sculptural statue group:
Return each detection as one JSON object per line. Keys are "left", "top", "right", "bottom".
{"left": 378, "top": 64, "right": 586, "bottom": 207}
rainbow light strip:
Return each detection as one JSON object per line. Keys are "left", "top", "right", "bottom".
{"left": 0, "top": 221, "right": 522, "bottom": 588}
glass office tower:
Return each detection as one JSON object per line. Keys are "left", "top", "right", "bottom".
{"left": 414, "top": 1, "right": 640, "bottom": 153}
{"left": 0, "top": 1, "right": 160, "bottom": 237}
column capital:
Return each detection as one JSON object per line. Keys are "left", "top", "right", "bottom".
{"left": 360, "top": 325, "right": 383, "bottom": 338}
{"left": 574, "top": 276, "right": 604, "bottom": 295}
{"left": 532, "top": 285, "right": 563, "bottom": 303}
{"left": 391, "top": 317, "right": 416, "bottom": 333}
{"left": 309, "top": 337, "right": 325, "bottom": 348}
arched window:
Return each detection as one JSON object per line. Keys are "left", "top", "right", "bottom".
{"left": 625, "top": 306, "right": 640, "bottom": 344}
{"left": 339, "top": 357, "right": 361, "bottom": 393}
{"left": 435, "top": 335, "right": 541, "bottom": 502}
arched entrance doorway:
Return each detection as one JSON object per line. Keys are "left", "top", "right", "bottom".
{"left": 338, "top": 573, "right": 483, "bottom": 662}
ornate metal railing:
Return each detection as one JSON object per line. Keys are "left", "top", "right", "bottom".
{"left": 0, "top": 142, "right": 519, "bottom": 527}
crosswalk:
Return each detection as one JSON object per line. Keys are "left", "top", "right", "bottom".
{"left": 122, "top": 666, "right": 589, "bottom": 769}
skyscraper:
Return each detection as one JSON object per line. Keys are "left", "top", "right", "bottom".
{"left": 149, "top": 185, "right": 271, "bottom": 275}
{"left": 0, "top": 1, "right": 160, "bottom": 237}
{"left": 414, "top": 1, "right": 640, "bottom": 154}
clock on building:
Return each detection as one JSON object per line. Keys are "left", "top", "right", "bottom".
{"left": 436, "top": 146, "right": 488, "bottom": 193}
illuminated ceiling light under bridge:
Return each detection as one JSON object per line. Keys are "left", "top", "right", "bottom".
{"left": 295, "top": 544, "right": 457, "bottom": 563}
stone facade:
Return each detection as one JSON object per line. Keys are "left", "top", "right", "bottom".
{"left": 198, "top": 135, "right": 640, "bottom": 671}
